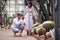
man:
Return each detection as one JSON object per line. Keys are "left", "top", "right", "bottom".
{"left": 11, "top": 13, "right": 25, "bottom": 36}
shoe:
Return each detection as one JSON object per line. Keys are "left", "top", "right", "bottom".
{"left": 21, "top": 34, "right": 25, "bottom": 37}
{"left": 19, "top": 33, "right": 25, "bottom": 37}
{"left": 14, "top": 32, "right": 17, "bottom": 37}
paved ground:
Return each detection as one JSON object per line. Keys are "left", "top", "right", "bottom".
{"left": 0, "top": 28, "right": 37, "bottom": 40}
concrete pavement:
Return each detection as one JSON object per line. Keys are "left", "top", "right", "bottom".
{"left": 0, "top": 29, "right": 37, "bottom": 40}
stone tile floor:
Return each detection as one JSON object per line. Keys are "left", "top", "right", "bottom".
{"left": 0, "top": 28, "right": 37, "bottom": 40}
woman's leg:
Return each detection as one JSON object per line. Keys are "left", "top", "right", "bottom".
{"left": 30, "top": 30, "right": 32, "bottom": 35}
{"left": 26, "top": 30, "right": 31, "bottom": 36}
{"left": 28, "top": 30, "right": 32, "bottom": 36}
{"left": 27, "top": 30, "right": 30, "bottom": 36}
{"left": 27, "top": 30, "right": 29, "bottom": 35}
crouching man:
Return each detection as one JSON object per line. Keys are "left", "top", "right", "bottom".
{"left": 11, "top": 13, "right": 25, "bottom": 37}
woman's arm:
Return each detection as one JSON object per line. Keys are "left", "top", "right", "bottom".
{"left": 32, "top": 6, "right": 38, "bottom": 20}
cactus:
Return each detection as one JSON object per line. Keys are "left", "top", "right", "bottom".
{"left": 33, "top": 22, "right": 40, "bottom": 28}
{"left": 31, "top": 27, "right": 37, "bottom": 34}
{"left": 37, "top": 27, "right": 46, "bottom": 36}
{"left": 32, "top": 24, "right": 44, "bottom": 34}
{"left": 42, "top": 21, "right": 54, "bottom": 32}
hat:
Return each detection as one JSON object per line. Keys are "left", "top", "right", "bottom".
{"left": 49, "top": 29, "right": 55, "bottom": 40}
{"left": 17, "top": 13, "right": 22, "bottom": 16}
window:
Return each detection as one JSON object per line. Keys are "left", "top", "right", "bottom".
{"left": 5, "top": 0, "right": 25, "bottom": 17}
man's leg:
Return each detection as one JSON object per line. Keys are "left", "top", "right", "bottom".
{"left": 13, "top": 32, "right": 16, "bottom": 36}
{"left": 19, "top": 25, "right": 25, "bottom": 36}
{"left": 20, "top": 25, "right": 25, "bottom": 33}
{"left": 14, "top": 30, "right": 19, "bottom": 36}
{"left": 12, "top": 28, "right": 19, "bottom": 36}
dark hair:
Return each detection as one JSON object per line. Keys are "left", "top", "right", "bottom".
{"left": 17, "top": 13, "right": 22, "bottom": 16}
{"left": 28, "top": 1, "right": 32, "bottom": 6}
{"left": 22, "top": 16, "right": 24, "bottom": 20}
{"left": 21, "top": 15, "right": 24, "bottom": 20}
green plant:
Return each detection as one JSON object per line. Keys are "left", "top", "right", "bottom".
{"left": 42, "top": 21, "right": 54, "bottom": 32}
{"left": 33, "top": 22, "right": 40, "bottom": 28}
{"left": 37, "top": 27, "right": 46, "bottom": 36}
{"left": 32, "top": 24, "right": 43, "bottom": 34}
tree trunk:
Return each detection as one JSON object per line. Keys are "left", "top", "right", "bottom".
{"left": 38, "top": 0, "right": 49, "bottom": 21}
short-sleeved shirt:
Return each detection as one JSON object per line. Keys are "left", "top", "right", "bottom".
{"left": 11, "top": 17, "right": 24, "bottom": 28}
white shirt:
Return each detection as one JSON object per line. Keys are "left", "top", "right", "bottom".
{"left": 11, "top": 17, "right": 21, "bottom": 28}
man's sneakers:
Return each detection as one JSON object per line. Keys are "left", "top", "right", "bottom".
{"left": 14, "top": 32, "right": 17, "bottom": 37}
{"left": 13, "top": 32, "right": 25, "bottom": 37}
{"left": 19, "top": 33, "right": 25, "bottom": 37}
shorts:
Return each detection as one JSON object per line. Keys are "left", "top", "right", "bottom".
{"left": 12, "top": 24, "right": 21, "bottom": 32}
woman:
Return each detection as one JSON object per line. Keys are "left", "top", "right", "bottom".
{"left": 24, "top": 1, "right": 38, "bottom": 35}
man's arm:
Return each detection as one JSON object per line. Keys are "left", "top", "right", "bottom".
{"left": 14, "top": 19, "right": 21, "bottom": 26}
